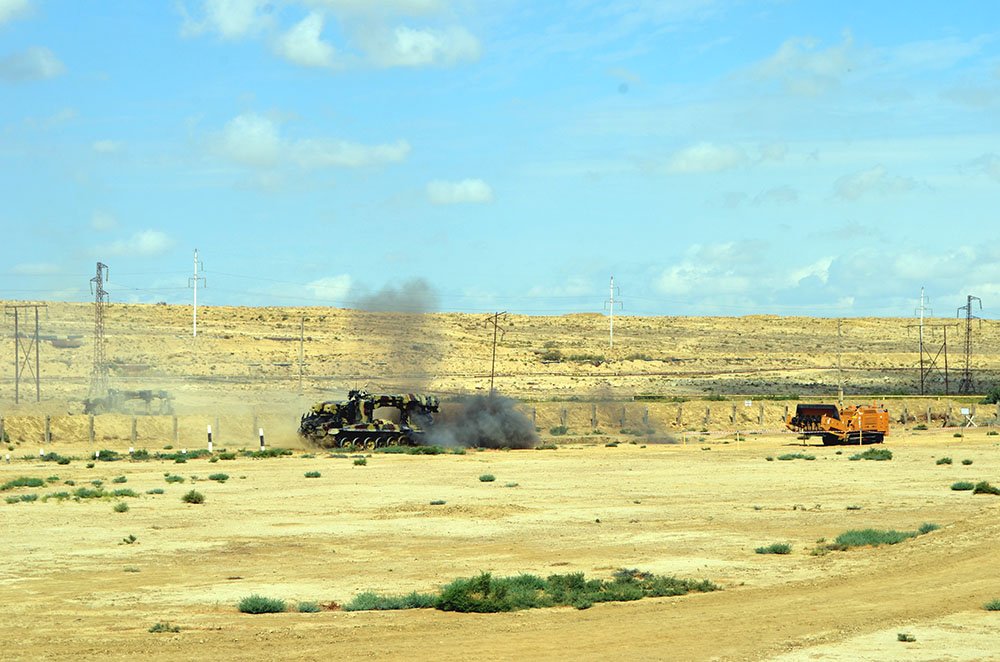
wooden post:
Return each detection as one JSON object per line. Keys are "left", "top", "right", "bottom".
{"left": 926, "top": 406, "right": 931, "bottom": 424}
{"left": 730, "top": 403, "right": 736, "bottom": 424}
{"left": 131, "top": 417, "right": 137, "bottom": 445}
{"left": 44, "top": 415, "right": 51, "bottom": 444}
{"left": 620, "top": 406, "right": 626, "bottom": 429}
{"left": 759, "top": 404, "right": 764, "bottom": 426}
{"left": 902, "top": 405, "right": 908, "bottom": 424}
{"left": 784, "top": 404, "right": 789, "bottom": 420}
{"left": 532, "top": 408, "right": 536, "bottom": 427}
{"left": 676, "top": 404, "right": 683, "bottom": 426}
{"left": 0, "top": 416, "right": 5, "bottom": 443}
{"left": 591, "top": 403, "right": 597, "bottom": 430}
{"left": 172, "top": 416, "right": 179, "bottom": 445}
{"left": 704, "top": 407, "right": 710, "bottom": 425}
{"left": 560, "top": 408, "right": 567, "bottom": 427}
{"left": 643, "top": 407, "right": 649, "bottom": 428}
{"left": 89, "top": 415, "right": 95, "bottom": 444}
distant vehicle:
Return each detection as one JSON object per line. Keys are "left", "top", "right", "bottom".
{"left": 785, "top": 403, "right": 890, "bottom": 445}
{"left": 298, "top": 390, "right": 439, "bottom": 449}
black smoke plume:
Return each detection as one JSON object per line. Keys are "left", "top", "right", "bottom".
{"left": 428, "top": 395, "right": 538, "bottom": 449}
{"left": 355, "top": 279, "right": 439, "bottom": 313}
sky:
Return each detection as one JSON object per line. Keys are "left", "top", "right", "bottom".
{"left": 3, "top": 0, "right": 1000, "bottom": 317}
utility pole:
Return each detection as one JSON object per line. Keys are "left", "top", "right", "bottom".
{"left": 915, "top": 287, "right": 930, "bottom": 395}
{"left": 188, "top": 249, "right": 206, "bottom": 338}
{"left": 483, "top": 312, "right": 508, "bottom": 396}
{"left": 298, "top": 315, "right": 305, "bottom": 396}
{"left": 957, "top": 294, "right": 982, "bottom": 395}
{"left": 907, "top": 288, "right": 956, "bottom": 395}
{"left": 604, "top": 275, "right": 622, "bottom": 349}
{"left": 89, "top": 262, "right": 110, "bottom": 401}
{"left": 837, "top": 319, "right": 844, "bottom": 407}
{"left": 5, "top": 303, "right": 46, "bottom": 403}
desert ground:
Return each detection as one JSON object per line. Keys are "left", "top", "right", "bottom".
{"left": 2, "top": 302, "right": 1000, "bottom": 660}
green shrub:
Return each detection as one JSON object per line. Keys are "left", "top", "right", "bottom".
{"left": 479, "top": 474, "right": 495, "bottom": 482}
{"left": 988, "top": 430, "right": 999, "bottom": 436}
{"left": 777, "top": 453, "right": 815, "bottom": 461}
{"left": 918, "top": 522, "right": 940, "bottom": 534}
{"left": 549, "top": 426, "right": 568, "bottom": 436}
{"left": 913, "top": 424, "right": 928, "bottom": 430}
{"left": 833, "top": 528, "right": 917, "bottom": 548}
{"left": 86, "top": 462, "right": 95, "bottom": 468}
{"left": 375, "top": 445, "right": 447, "bottom": 455}
{"left": 605, "top": 441, "right": 619, "bottom": 447}
{"left": 936, "top": 457, "right": 952, "bottom": 465}
{"left": 304, "top": 471, "right": 321, "bottom": 478}
{"left": 962, "top": 459, "right": 973, "bottom": 466}
{"left": 237, "top": 594, "right": 285, "bottom": 614}
{"left": 535, "top": 443, "right": 557, "bottom": 450}
{"left": 897, "top": 633, "right": 916, "bottom": 642}
{"left": 430, "top": 499, "right": 446, "bottom": 505}
{"left": 91, "top": 479, "right": 103, "bottom": 487}
{"left": 973, "top": 481, "right": 1000, "bottom": 495}
{"left": 765, "top": 456, "right": 774, "bottom": 461}
{"left": 953, "top": 432, "right": 964, "bottom": 438}
{"left": 164, "top": 474, "right": 184, "bottom": 484}
{"left": 112, "top": 476, "right": 127, "bottom": 484}
{"left": 846, "top": 505, "right": 862, "bottom": 511}
{"left": 5, "top": 493, "right": 38, "bottom": 503}
{"left": 952, "top": 481, "right": 975, "bottom": 491}
{"left": 849, "top": 448, "right": 893, "bottom": 461}
{"left": 113, "top": 501, "right": 129, "bottom": 513}
{"left": 122, "top": 534, "right": 138, "bottom": 544}
{"left": 131, "top": 449, "right": 150, "bottom": 460}
{"left": 148, "top": 622, "right": 180, "bottom": 633}
{"left": 1, "top": 476, "right": 45, "bottom": 491}
{"left": 984, "top": 598, "right": 1000, "bottom": 611}
{"left": 344, "top": 591, "right": 438, "bottom": 612}
{"left": 181, "top": 490, "right": 205, "bottom": 504}
{"left": 353, "top": 458, "right": 367, "bottom": 466}
{"left": 208, "top": 473, "right": 229, "bottom": 482}
{"left": 242, "top": 448, "right": 293, "bottom": 459}
{"left": 297, "top": 602, "right": 321, "bottom": 613}
{"left": 755, "top": 543, "right": 791, "bottom": 555}
{"left": 41, "top": 491, "right": 70, "bottom": 502}
{"left": 218, "top": 451, "right": 237, "bottom": 460}
{"left": 72, "top": 487, "right": 107, "bottom": 499}
{"left": 112, "top": 488, "right": 139, "bottom": 498}
{"left": 146, "top": 488, "right": 165, "bottom": 495}
{"left": 95, "top": 449, "right": 121, "bottom": 462}
{"left": 504, "top": 482, "right": 519, "bottom": 488}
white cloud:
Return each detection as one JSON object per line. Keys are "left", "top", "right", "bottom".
{"left": 103, "top": 230, "right": 174, "bottom": 257}
{"left": 964, "top": 153, "right": 1000, "bottom": 182}
{"left": 92, "top": 140, "right": 122, "bottom": 154}
{"left": 361, "top": 25, "right": 481, "bottom": 68}
{"left": 667, "top": 142, "right": 745, "bottom": 174}
{"left": 294, "top": 138, "right": 410, "bottom": 167}
{"left": 0, "top": 0, "right": 30, "bottom": 25}
{"left": 273, "top": 12, "right": 338, "bottom": 68}
{"left": 754, "top": 185, "right": 798, "bottom": 206}
{"left": 834, "top": 164, "right": 916, "bottom": 201}
{"left": 750, "top": 31, "right": 858, "bottom": 96}
{"left": 426, "top": 178, "right": 494, "bottom": 205}
{"left": 11, "top": 262, "right": 59, "bottom": 275}
{"left": 527, "top": 276, "right": 591, "bottom": 298}
{"left": 305, "top": 274, "right": 352, "bottom": 301}
{"left": 0, "top": 47, "right": 65, "bottom": 82}
{"left": 91, "top": 211, "right": 118, "bottom": 231}
{"left": 217, "top": 112, "right": 282, "bottom": 167}
{"left": 181, "top": 0, "right": 272, "bottom": 39}
{"left": 213, "top": 112, "right": 409, "bottom": 169}
{"left": 303, "top": 0, "right": 444, "bottom": 17}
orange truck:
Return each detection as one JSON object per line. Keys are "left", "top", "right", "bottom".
{"left": 785, "top": 403, "right": 890, "bottom": 445}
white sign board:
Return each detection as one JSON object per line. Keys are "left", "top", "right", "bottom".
{"left": 961, "top": 407, "right": 970, "bottom": 416}
{"left": 744, "top": 400, "right": 753, "bottom": 407}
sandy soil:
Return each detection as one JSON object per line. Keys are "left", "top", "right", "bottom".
{"left": 2, "top": 428, "right": 998, "bottom": 661}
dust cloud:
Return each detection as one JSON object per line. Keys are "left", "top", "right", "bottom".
{"left": 428, "top": 395, "right": 538, "bottom": 449}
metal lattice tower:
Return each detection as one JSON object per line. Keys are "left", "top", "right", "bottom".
{"left": 956, "top": 294, "right": 982, "bottom": 395}
{"left": 88, "top": 262, "right": 110, "bottom": 400}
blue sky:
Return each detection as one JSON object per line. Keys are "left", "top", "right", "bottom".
{"left": 3, "top": 0, "right": 1000, "bottom": 316}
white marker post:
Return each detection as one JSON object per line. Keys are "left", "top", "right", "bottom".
{"left": 207, "top": 424, "right": 213, "bottom": 453}
{"left": 39, "top": 447, "right": 44, "bottom": 457}
{"left": 4, "top": 453, "right": 9, "bottom": 464}
{"left": 259, "top": 428, "right": 265, "bottom": 451}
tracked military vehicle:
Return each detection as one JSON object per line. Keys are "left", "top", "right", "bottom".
{"left": 298, "top": 390, "right": 439, "bottom": 448}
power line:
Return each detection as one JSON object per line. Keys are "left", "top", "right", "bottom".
{"left": 4, "top": 303, "right": 46, "bottom": 403}
{"left": 189, "top": 249, "right": 206, "bottom": 338}
{"left": 483, "top": 311, "right": 509, "bottom": 396}
{"left": 88, "top": 262, "right": 110, "bottom": 401}
{"left": 604, "top": 275, "right": 622, "bottom": 349}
